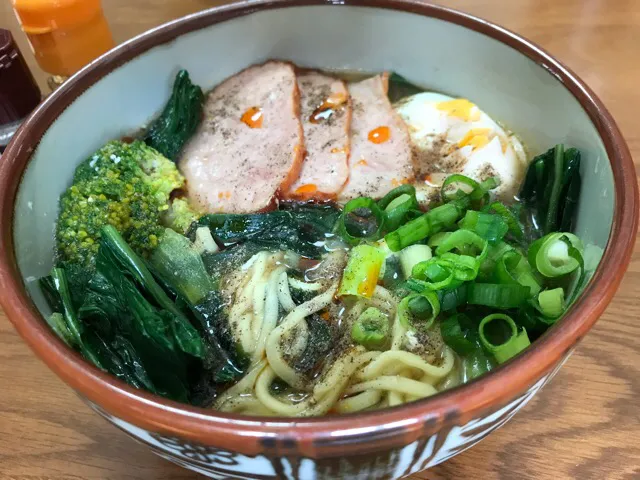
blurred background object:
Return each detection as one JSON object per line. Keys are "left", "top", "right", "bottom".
{"left": 11, "top": 0, "right": 114, "bottom": 89}
{"left": 0, "top": 28, "right": 41, "bottom": 153}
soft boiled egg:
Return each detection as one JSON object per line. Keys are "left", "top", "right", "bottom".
{"left": 394, "top": 92, "right": 527, "bottom": 205}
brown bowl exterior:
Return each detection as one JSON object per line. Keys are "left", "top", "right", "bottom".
{"left": 0, "top": 0, "right": 637, "bottom": 478}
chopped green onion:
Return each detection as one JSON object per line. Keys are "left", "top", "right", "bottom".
{"left": 562, "top": 236, "right": 586, "bottom": 305}
{"left": 385, "top": 202, "right": 463, "bottom": 251}
{"left": 482, "top": 201, "right": 524, "bottom": 240}
{"left": 528, "top": 232, "right": 583, "bottom": 277}
{"left": 378, "top": 185, "right": 420, "bottom": 231}
{"left": 438, "top": 253, "right": 481, "bottom": 281}
{"left": 441, "top": 174, "right": 499, "bottom": 206}
{"left": 537, "top": 288, "right": 565, "bottom": 318}
{"left": 479, "top": 313, "right": 530, "bottom": 363}
{"left": 378, "top": 184, "right": 416, "bottom": 210}
{"left": 435, "top": 229, "right": 488, "bottom": 262}
{"left": 478, "top": 241, "right": 514, "bottom": 280}
{"left": 436, "top": 284, "right": 469, "bottom": 311}
{"left": 468, "top": 283, "right": 530, "bottom": 309}
{"left": 412, "top": 258, "right": 455, "bottom": 290}
{"left": 337, "top": 197, "right": 386, "bottom": 246}
{"left": 427, "top": 231, "right": 450, "bottom": 248}
{"left": 399, "top": 291, "right": 440, "bottom": 332}
{"left": 399, "top": 244, "right": 432, "bottom": 278}
{"left": 441, "top": 174, "right": 480, "bottom": 202}
{"left": 459, "top": 210, "right": 509, "bottom": 244}
{"left": 495, "top": 250, "right": 541, "bottom": 296}
{"left": 440, "top": 313, "right": 477, "bottom": 355}
{"left": 351, "top": 307, "right": 390, "bottom": 350}
{"left": 338, "top": 244, "right": 385, "bottom": 299}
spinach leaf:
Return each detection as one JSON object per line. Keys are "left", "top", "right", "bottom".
{"left": 197, "top": 203, "right": 340, "bottom": 258}
{"left": 99, "top": 225, "right": 204, "bottom": 359}
{"left": 388, "top": 72, "right": 424, "bottom": 103}
{"left": 144, "top": 70, "right": 204, "bottom": 161}
{"left": 519, "top": 145, "right": 582, "bottom": 235}
{"left": 293, "top": 313, "right": 334, "bottom": 374}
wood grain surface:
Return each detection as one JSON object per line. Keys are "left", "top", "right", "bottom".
{"left": 1, "top": 0, "right": 639, "bottom": 478}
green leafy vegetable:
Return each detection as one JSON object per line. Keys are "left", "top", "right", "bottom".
{"left": 520, "top": 144, "right": 582, "bottom": 235}
{"left": 387, "top": 72, "right": 423, "bottom": 103}
{"left": 197, "top": 203, "right": 339, "bottom": 258}
{"left": 144, "top": 70, "right": 204, "bottom": 161}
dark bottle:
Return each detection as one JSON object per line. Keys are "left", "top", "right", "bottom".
{"left": 0, "top": 28, "right": 42, "bottom": 153}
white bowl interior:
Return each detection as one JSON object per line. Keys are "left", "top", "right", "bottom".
{"left": 12, "top": 5, "right": 614, "bottom": 314}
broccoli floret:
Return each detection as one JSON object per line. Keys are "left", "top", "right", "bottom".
{"left": 162, "top": 197, "right": 200, "bottom": 234}
{"left": 56, "top": 140, "right": 187, "bottom": 268}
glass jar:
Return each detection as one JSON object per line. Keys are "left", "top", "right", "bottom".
{"left": 12, "top": 0, "right": 114, "bottom": 78}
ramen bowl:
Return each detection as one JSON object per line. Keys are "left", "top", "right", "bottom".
{"left": 0, "top": 1, "right": 637, "bottom": 478}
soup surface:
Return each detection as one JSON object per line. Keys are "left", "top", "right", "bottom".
{"left": 40, "top": 61, "right": 593, "bottom": 416}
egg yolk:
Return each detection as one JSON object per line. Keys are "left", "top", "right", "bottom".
{"left": 458, "top": 128, "right": 491, "bottom": 151}
{"left": 436, "top": 98, "right": 481, "bottom": 122}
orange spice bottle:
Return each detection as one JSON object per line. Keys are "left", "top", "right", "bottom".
{"left": 11, "top": 0, "right": 114, "bottom": 79}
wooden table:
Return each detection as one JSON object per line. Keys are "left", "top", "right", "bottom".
{"left": 1, "top": 0, "right": 639, "bottom": 478}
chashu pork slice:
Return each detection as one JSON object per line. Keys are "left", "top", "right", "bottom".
{"left": 286, "top": 71, "right": 351, "bottom": 200}
{"left": 179, "top": 61, "right": 304, "bottom": 213}
{"left": 338, "top": 73, "right": 414, "bottom": 201}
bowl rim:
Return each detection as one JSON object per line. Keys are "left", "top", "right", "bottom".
{"left": 0, "top": 0, "right": 637, "bottom": 458}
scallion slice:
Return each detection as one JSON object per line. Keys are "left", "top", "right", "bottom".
{"left": 385, "top": 202, "right": 463, "bottom": 252}
{"left": 378, "top": 185, "right": 420, "bottom": 231}
{"left": 495, "top": 250, "right": 541, "bottom": 296}
{"left": 528, "top": 232, "right": 583, "bottom": 277}
{"left": 459, "top": 210, "right": 509, "bottom": 244}
{"left": 479, "top": 314, "right": 530, "bottom": 363}
{"left": 441, "top": 174, "right": 499, "bottom": 206}
{"left": 482, "top": 201, "right": 524, "bottom": 240}
{"left": 351, "top": 307, "right": 390, "bottom": 350}
{"left": 337, "top": 197, "right": 386, "bottom": 246}
{"left": 399, "top": 291, "right": 440, "bottom": 332}
{"left": 468, "top": 283, "right": 530, "bottom": 309}
{"left": 537, "top": 288, "right": 565, "bottom": 318}
{"left": 435, "top": 229, "right": 488, "bottom": 262}
{"left": 337, "top": 244, "right": 385, "bottom": 299}
{"left": 437, "top": 283, "right": 469, "bottom": 311}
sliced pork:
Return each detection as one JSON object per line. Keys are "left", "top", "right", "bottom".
{"left": 179, "top": 61, "right": 304, "bottom": 213}
{"left": 286, "top": 72, "right": 351, "bottom": 200}
{"left": 338, "top": 74, "right": 414, "bottom": 201}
